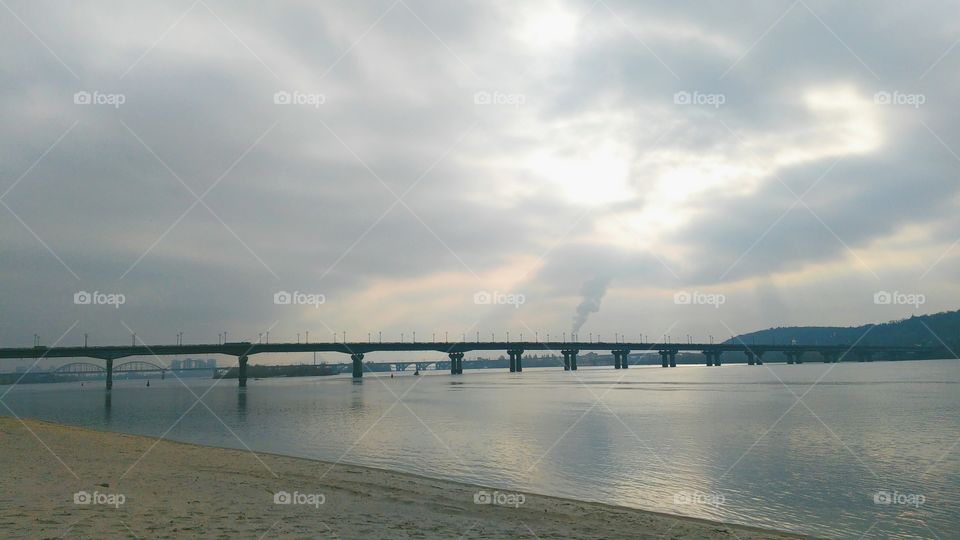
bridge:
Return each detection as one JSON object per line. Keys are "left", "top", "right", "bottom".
{"left": 0, "top": 340, "right": 942, "bottom": 389}
{"left": 11, "top": 359, "right": 227, "bottom": 383}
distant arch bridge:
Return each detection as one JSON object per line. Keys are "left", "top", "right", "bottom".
{"left": 53, "top": 360, "right": 169, "bottom": 374}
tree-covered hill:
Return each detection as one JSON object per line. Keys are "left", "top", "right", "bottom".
{"left": 728, "top": 310, "right": 960, "bottom": 352}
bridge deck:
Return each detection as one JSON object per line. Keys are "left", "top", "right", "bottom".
{"left": 0, "top": 341, "right": 938, "bottom": 360}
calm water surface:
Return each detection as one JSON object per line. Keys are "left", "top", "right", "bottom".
{"left": 3, "top": 360, "right": 957, "bottom": 539}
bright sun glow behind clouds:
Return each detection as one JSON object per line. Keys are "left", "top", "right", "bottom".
{"left": 513, "top": 0, "right": 580, "bottom": 50}
{"left": 526, "top": 140, "right": 632, "bottom": 205}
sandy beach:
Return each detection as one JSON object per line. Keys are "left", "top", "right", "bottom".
{"left": 0, "top": 417, "right": 807, "bottom": 539}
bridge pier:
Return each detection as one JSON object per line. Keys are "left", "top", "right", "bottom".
{"left": 704, "top": 351, "right": 713, "bottom": 367}
{"left": 351, "top": 353, "right": 364, "bottom": 378}
{"left": 795, "top": 352, "right": 803, "bottom": 364}
{"left": 563, "top": 351, "right": 570, "bottom": 371}
{"left": 611, "top": 350, "right": 629, "bottom": 369}
{"left": 238, "top": 355, "right": 248, "bottom": 387}
{"left": 449, "top": 352, "right": 464, "bottom": 374}
{"left": 715, "top": 351, "right": 722, "bottom": 366}
{"left": 561, "top": 349, "right": 578, "bottom": 370}
{"left": 105, "top": 358, "right": 113, "bottom": 390}
{"left": 746, "top": 351, "right": 755, "bottom": 365}
{"left": 786, "top": 352, "right": 794, "bottom": 364}
{"left": 508, "top": 349, "right": 523, "bottom": 372}
{"left": 755, "top": 352, "right": 763, "bottom": 365}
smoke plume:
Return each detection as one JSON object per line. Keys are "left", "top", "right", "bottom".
{"left": 572, "top": 276, "right": 611, "bottom": 334}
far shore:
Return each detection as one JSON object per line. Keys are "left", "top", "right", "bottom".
{"left": 0, "top": 417, "right": 810, "bottom": 539}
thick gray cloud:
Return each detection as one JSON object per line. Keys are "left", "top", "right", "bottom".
{"left": 1, "top": 0, "right": 959, "bottom": 362}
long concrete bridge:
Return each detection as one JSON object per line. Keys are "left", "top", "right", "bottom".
{"left": 0, "top": 340, "right": 941, "bottom": 388}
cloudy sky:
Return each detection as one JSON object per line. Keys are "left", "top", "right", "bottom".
{"left": 2, "top": 0, "right": 959, "bottom": 361}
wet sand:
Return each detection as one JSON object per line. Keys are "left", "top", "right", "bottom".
{"left": 0, "top": 417, "right": 808, "bottom": 539}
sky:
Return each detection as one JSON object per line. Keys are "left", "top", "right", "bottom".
{"left": 2, "top": 0, "right": 959, "bottom": 364}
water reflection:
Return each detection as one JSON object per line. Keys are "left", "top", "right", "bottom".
{"left": 237, "top": 389, "right": 247, "bottom": 422}
{"left": 103, "top": 390, "right": 111, "bottom": 423}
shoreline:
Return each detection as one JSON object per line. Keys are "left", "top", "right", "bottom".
{"left": 0, "top": 417, "right": 810, "bottom": 539}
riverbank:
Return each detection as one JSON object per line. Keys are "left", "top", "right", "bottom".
{"left": 0, "top": 417, "right": 807, "bottom": 539}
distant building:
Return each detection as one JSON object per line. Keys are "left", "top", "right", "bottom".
{"left": 170, "top": 358, "right": 215, "bottom": 370}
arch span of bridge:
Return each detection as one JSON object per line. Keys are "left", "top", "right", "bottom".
{"left": 115, "top": 360, "right": 167, "bottom": 372}
{"left": 1, "top": 340, "right": 944, "bottom": 389}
